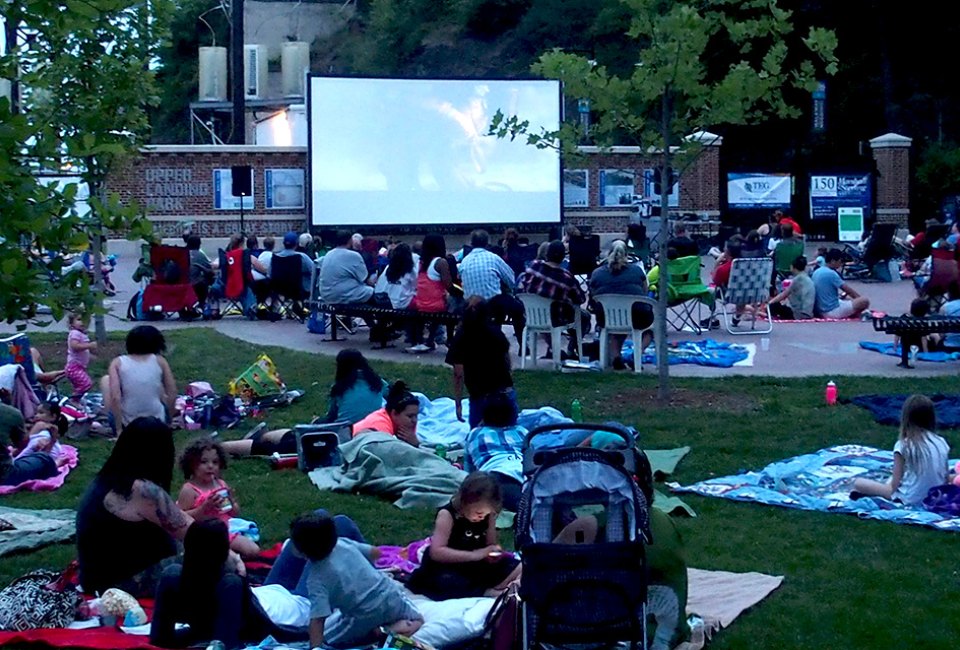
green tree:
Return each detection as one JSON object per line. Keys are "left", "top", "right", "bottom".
{"left": 492, "top": 0, "right": 836, "bottom": 398}
{"left": 2, "top": 0, "right": 167, "bottom": 338}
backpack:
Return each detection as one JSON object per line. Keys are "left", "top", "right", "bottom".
{"left": 454, "top": 584, "right": 520, "bottom": 650}
{"left": 0, "top": 569, "right": 82, "bottom": 631}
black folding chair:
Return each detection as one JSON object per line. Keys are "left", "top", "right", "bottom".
{"left": 270, "top": 254, "right": 309, "bottom": 321}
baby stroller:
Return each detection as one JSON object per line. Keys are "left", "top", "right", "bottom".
{"left": 516, "top": 423, "right": 654, "bottom": 650}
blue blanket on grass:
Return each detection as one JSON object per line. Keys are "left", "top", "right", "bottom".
{"left": 850, "top": 393, "right": 960, "bottom": 429}
{"left": 622, "top": 339, "right": 749, "bottom": 368}
{"left": 859, "top": 340, "right": 960, "bottom": 363}
{"left": 675, "top": 445, "right": 960, "bottom": 532}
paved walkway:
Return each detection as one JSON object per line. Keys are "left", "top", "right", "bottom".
{"left": 10, "top": 239, "right": 955, "bottom": 378}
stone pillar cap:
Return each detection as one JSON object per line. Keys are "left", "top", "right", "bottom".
{"left": 869, "top": 132, "right": 912, "bottom": 148}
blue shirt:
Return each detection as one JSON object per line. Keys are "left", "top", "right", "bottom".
{"left": 464, "top": 424, "right": 528, "bottom": 483}
{"left": 812, "top": 266, "right": 844, "bottom": 315}
{"left": 459, "top": 248, "right": 516, "bottom": 301}
{"left": 329, "top": 378, "right": 388, "bottom": 424}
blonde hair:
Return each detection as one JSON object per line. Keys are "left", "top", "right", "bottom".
{"left": 606, "top": 240, "right": 629, "bottom": 273}
{"left": 899, "top": 394, "right": 938, "bottom": 468}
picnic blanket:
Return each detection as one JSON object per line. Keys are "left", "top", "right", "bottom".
{"left": 309, "top": 433, "right": 468, "bottom": 509}
{"left": 850, "top": 393, "right": 960, "bottom": 428}
{"left": 0, "top": 445, "right": 79, "bottom": 495}
{"left": 0, "top": 505, "right": 76, "bottom": 557}
{"left": 675, "top": 444, "right": 960, "bottom": 532}
{"left": 623, "top": 339, "right": 751, "bottom": 368}
{"left": 859, "top": 340, "right": 960, "bottom": 363}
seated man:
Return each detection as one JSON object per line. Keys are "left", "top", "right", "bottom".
{"left": 518, "top": 240, "right": 586, "bottom": 358}
{"left": 459, "top": 229, "right": 525, "bottom": 345}
{"left": 319, "top": 230, "right": 375, "bottom": 306}
{"left": 667, "top": 224, "right": 699, "bottom": 260}
{"left": 766, "top": 256, "right": 815, "bottom": 320}
{"left": 186, "top": 235, "right": 214, "bottom": 309}
{"left": 251, "top": 236, "right": 275, "bottom": 303}
{"left": 812, "top": 248, "right": 870, "bottom": 319}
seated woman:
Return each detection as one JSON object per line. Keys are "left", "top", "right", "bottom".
{"left": 76, "top": 417, "right": 193, "bottom": 596}
{"left": 151, "top": 519, "right": 304, "bottom": 650}
{"left": 30, "top": 346, "right": 66, "bottom": 386}
{"left": 101, "top": 326, "right": 178, "bottom": 435}
{"left": 589, "top": 241, "right": 654, "bottom": 367}
{"left": 352, "top": 381, "right": 420, "bottom": 447}
{"left": 463, "top": 390, "right": 527, "bottom": 513}
{"left": 374, "top": 243, "right": 418, "bottom": 310}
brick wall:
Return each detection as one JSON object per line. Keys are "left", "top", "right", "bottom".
{"left": 107, "top": 142, "right": 722, "bottom": 237}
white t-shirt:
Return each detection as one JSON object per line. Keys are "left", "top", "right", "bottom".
{"left": 254, "top": 250, "right": 274, "bottom": 282}
{"left": 893, "top": 432, "right": 949, "bottom": 505}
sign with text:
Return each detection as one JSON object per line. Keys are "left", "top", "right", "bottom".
{"left": 727, "top": 173, "right": 791, "bottom": 209}
{"left": 214, "top": 168, "right": 254, "bottom": 210}
{"left": 265, "top": 169, "right": 305, "bottom": 209}
{"left": 838, "top": 206, "right": 865, "bottom": 242}
{"left": 809, "top": 173, "right": 871, "bottom": 222}
{"left": 143, "top": 168, "right": 207, "bottom": 212}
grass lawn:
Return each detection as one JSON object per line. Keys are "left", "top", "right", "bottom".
{"left": 4, "top": 327, "right": 960, "bottom": 649}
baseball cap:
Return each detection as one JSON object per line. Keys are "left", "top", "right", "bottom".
{"left": 283, "top": 231, "right": 298, "bottom": 247}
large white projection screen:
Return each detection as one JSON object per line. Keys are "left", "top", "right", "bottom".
{"left": 308, "top": 77, "right": 562, "bottom": 227}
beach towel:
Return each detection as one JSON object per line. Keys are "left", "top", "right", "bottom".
{"left": 622, "top": 339, "right": 751, "bottom": 368}
{"left": 858, "top": 340, "right": 960, "bottom": 363}
{"left": 0, "top": 445, "right": 79, "bottom": 495}
{"left": 0, "top": 506, "right": 76, "bottom": 557}
{"left": 308, "top": 432, "right": 469, "bottom": 509}
{"left": 675, "top": 445, "right": 960, "bottom": 532}
{"left": 850, "top": 393, "right": 960, "bottom": 428}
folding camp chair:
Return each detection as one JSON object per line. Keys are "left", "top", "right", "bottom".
{"left": 917, "top": 248, "right": 959, "bottom": 311}
{"left": 140, "top": 245, "right": 198, "bottom": 319}
{"left": 773, "top": 239, "right": 804, "bottom": 280}
{"left": 662, "top": 255, "right": 713, "bottom": 334}
{"left": 215, "top": 249, "right": 253, "bottom": 317}
{"left": 594, "top": 294, "right": 658, "bottom": 373}
{"left": 270, "top": 254, "right": 310, "bottom": 321}
{"left": 845, "top": 223, "right": 898, "bottom": 280}
{"left": 717, "top": 257, "right": 774, "bottom": 335}
{"left": 518, "top": 294, "right": 583, "bottom": 370}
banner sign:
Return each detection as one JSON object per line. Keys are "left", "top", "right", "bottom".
{"left": 727, "top": 173, "right": 791, "bottom": 209}
{"left": 838, "top": 207, "right": 865, "bottom": 243}
{"left": 809, "top": 173, "right": 871, "bottom": 222}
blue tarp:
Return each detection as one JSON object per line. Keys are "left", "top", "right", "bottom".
{"left": 623, "top": 338, "right": 749, "bottom": 368}
{"left": 859, "top": 340, "right": 960, "bottom": 363}
{"left": 675, "top": 445, "right": 960, "bottom": 532}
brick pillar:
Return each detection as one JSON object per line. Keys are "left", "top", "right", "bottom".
{"left": 869, "top": 132, "right": 911, "bottom": 227}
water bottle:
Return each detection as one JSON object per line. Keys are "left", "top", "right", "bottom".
{"left": 435, "top": 444, "right": 447, "bottom": 460}
{"left": 825, "top": 381, "right": 837, "bottom": 405}
{"left": 571, "top": 398, "right": 583, "bottom": 422}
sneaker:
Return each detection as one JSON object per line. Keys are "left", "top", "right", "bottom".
{"left": 405, "top": 343, "right": 431, "bottom": 354}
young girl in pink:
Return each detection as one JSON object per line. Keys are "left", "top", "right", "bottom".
{"left": 176, "top": 437, "right": 260, "bottom": 557}
{"left": 65, "top": 313, "right": 96, "bottom": 400}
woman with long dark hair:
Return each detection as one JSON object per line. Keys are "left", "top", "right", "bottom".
{"left": 445, "top": 299, "right": 517, "bottom": 428}
{"left": 324, "top": 349, "right": 388, "bottom": 424}
{"left": 76, "top": 417, "right": 192, "bottom": 596}
{"left": 151, "top": 519, "right": 305, "bottom": 649}
{"left": 408, "top": 234, "right": 453, "bottom": 352}
{"left": 352, "top": 380, "right": 420, "bottom": 447}
{"left": 374, "top": 243, "right": 418, "bottom": 310}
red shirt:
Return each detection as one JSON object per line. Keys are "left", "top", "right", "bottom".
{"left": 779, "top": 216, "right": 802, "bottom": 236}
{"left": 712, "top": 259, "right": 733, "bottom": 287}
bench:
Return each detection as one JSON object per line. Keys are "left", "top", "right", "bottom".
{"left": 315, "top": 303, "right": 463, "bottom": 348}
{"left": 873, "top": 316, "right": 960, "bottom": 367}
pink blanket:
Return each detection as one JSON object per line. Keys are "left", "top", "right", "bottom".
{"left": 0, "top": 444, "right": 79, "bottom": 495}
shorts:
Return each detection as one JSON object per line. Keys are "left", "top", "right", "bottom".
{"left": 250, "top": 428, "right": 297, "bottom": 456}
{"left": 824, "top": 300, "right": 856, "bottom": 319}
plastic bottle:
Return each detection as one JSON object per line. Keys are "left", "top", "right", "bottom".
{"left": 435, "top": 444, "right": 447, "bottom": 460}
{"left": 825, "top": 381, "right": 838, "bottom": 405}
{"left": 571, "top": 398, "right": 583, "bottom": 422}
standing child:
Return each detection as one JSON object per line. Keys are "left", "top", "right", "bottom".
{"left": 408, "top": 471, "right": 521, "bottom": 600}
{"left": 851, "top": 394, "right": 950, "bottom": 505}
{"left": 290, "top": 512, "right": 423, "bottom": 649}
{"left": 176, "top": 438, "right": 260, "bottom": 558}
{"left": 65, "top": 313, "right": 96, "bottom": 400}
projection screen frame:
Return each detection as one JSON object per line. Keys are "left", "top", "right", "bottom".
{"left": 306, "top": 74, "right": 564, "bottom": 229}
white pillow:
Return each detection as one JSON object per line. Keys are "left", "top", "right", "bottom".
{"left": 409, "top": 592, "right": 495, "bottom": 648}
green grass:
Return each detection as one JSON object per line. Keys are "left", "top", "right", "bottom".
{"left": 6, "top": 328, "right": 960, "bottom": 648}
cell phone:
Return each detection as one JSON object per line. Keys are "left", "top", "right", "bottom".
{"left": 488, "top": 550, "right": 503, "bottom": 557}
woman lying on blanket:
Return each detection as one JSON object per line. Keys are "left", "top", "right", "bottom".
{"left": 11, "top": 402, "right": 69, "bottom": 467}
{"left": 76, "top": 417, "right": 201, "bottom": 597}
{"left": 222, "top": 381, "right": 420, "bottom": 457}
{"left": 151, "top": 519, "right": 306, "bottom": 650}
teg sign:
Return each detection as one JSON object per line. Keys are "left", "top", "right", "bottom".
{"left": 144, "top": 168, "right": 208, "bottom": 212}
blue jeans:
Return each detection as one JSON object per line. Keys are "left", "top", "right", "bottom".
{"left": 0, "top": 452, "right": 58, "bottom": 486}
{"left": 468, "top": 387, "right": 518, "bottom": 429}
{"left": 264, "top": 511, "right": 365, "bottom": 597}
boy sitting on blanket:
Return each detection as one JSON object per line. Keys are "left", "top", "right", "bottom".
{"left": 291, "top": 512, "right": 424, "bottom": 649}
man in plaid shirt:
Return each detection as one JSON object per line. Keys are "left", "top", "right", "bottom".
{"left": 459, "top": 230, "right": 525, "bottom": 345}
{"left": 518, "top": 240, "right": 587, "bottom": 357}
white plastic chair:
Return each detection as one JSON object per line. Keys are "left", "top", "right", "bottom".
{"left": 518, "top": 294, "right": 583, "bottom": 370}
{"left": 595, "top": 294, "right": 658, "bottom": 373}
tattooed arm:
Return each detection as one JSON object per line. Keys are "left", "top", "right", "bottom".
{"left": 135, "top": 480, "right": 194, "bottom": 540}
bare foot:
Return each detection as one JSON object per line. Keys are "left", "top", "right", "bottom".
{"left": 388, "top": 619, "right": 423, "bottom": 637}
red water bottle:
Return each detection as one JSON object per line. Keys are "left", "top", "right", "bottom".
{"left": 825, "top": 381, "right": 837, "bottom": 405}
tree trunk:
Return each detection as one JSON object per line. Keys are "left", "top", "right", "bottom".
{"left": 656, "top": 92, "right": 672, "bottom": 401}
